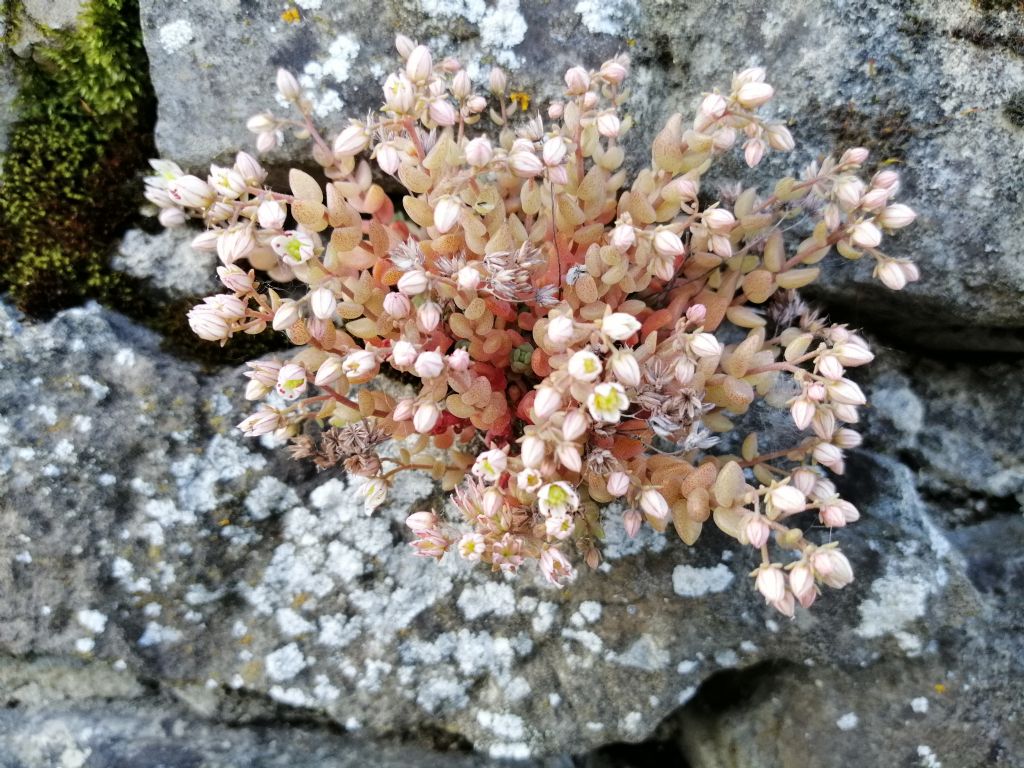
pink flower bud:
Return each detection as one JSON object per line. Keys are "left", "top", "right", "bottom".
{"left": 309, "top": 287, "right": 337, "bottom": 320}
{"left": 548, "top": 102, "right": 564, "bottom": 119}
{"left": 391, "top": 340, "right": 417, "bottom": 367}
{"left": 765, "top": 123, "right": 795, "bottom": 151}
{"left": 789, "top": 562, "right": 816, "bottom": 603}
{"left": 900, "top": 261, "right": 920, "bottom": 283}
{"left": 623, "top": 508, "right": 642, "bottom": 538}
{"left": 674, "top": 358, "right": 695, "bottom": 385}
{"left": 414, "top": 350, "right": 445, "bottom": 379}
{"left": 832, "top": 342, "right": 873, "bottom": 367}
{"left": 768, "top": 485, "right": 806, "bottom": 514}
{"left": 875, "top": 260, "right": 908, "bottom": 290}
{"left": 276, "top": 68, "right": 301, "bottom": 101}
{"left": 488, "top": 66, "right": 507, "bottom": 94}
{"left": 790, "top": 468, "right": 819, "bottom": 496}
{"left": 690, "top": 332, "right": 722, "bottom": 358}
{"left": 406, "top": 45, "right": 433, "bottom": 83}
{"left": 256, "top": 131, "right": 279, "bottom": 153}
{"left": 508, "top": 149, "right": 544, "bottom": 178}
{"left": 610, "top": 223, "right": 636, "bottom": 252}
{"left": 562, "top": 409, "right": 588, "bottom": 441}
{"left": 413, "top": 402, "right": 441, "bottom": 433}
{"left": 451, "top": 70, "right": 472, "bottom": 99}
{"left": 601, "top": 312, "right": 641, "bottom": 341}
{"left": 653, "top": 229, "right": 686, "bottom": 258}
{"left": 188, "top": 305, "right": 232, "bottom": 342}
{"left": 556, "top": 442, "right": 582, "bottom": 472}
{"left": 836, "top": 177, "right": 866, "bottom": 211}
{"left": 686, "top": 303, "right": 707, "bottom": 324}
{"left": 734, "top": 66, "right": 766, "bottom": 86}
{"left": 246, "top": 114, "right": 275, "bottom": 133}
{"left": 817, "top": 354, "right": 844, "bottom": 380}
{"left": 546, "top": 315, "right": 575, "bottom": 346}
{"left": 703, "top": 208, "right": 735, "bottom": 234}
{"left": 314, "top": 355, "right": 344, "bottom": 386}
{"left": 607, "top": 471, "right": 630, "bottom": 498}
{"left": 878, "top": 204, "right": 916, "bottom": 229}
{"left": 168, "top": 175, "right": 215, "bottom": 209}
{"left": 811, "top": 548, "right": 853, "bottom": 588}
{"left": 433, "top": 196, "right": 461, "bottom": 234}
{"left": 245, "top": 378, "right": 269, "bottom": 400}
{"left": 542, "top": 137, "right": 567, "bottom": 167}
{"left": 393, "top": 398, "right": 416, "bottom": 421}
{"left": 216, "top": 227, "right": 255, "bottom": 265}
{"left": 744, "top": 513, "right": 771, "bottom": 548}
{"left": 383, "top": 292, "right": 411, "bottom": 319}
{"left": 755, "top": 567, "right": 787, "bottom": 603}
{"left": 700, "top": 93, "right": 728, "bottom": 119}
{"left": 533, "top": 386, "right": 562, "bottom": 420}
{"left": 744, "top": 138, "right": 766, "bottom": 168}
{"left": 540, "top": 547, "right": 576, "bottom": 587}
{"left": 597, "top": 113, "right": 621, "bottom": 138}
{"left": 234, "top": 151, "right": 266, "bottom": 186}
{"left": 812, "top": 442, "right": 845, "bottom": 473}
{"left": 417, "top": 301, "right": 442, "bottom": 333}
{"left": 456, "top": 265, "right": 481, "bottom": 291}
{"left": 860, "top": 187, "right": 891, "bottom": 211}
{"left": 218, "top": 265, "right": 255, "bottom": 293}
{"left": 601, "top": 59, "right": 628, "bottom": 84}
{"left": 564, "top": 66, "right": 590, "bottom": 94}
{"left": 610, "top": 351, "right": 641, "bottom": 387}
{"left": 736, "top": 81, "right": 774, "bottom": 108}
{"left": 711, "top": 126, "right": 737, "bottom": 152}
{"left": 466, "top": 95, "right": 486, "bottom": 114}
{"left": 237, "top": 407, "right": 283, "bottom": 436}
{"left": 406, "top": 511, "right": 438, "bottom": 533}
{"left": 640, "top": 488, "right": 669, "bottom": 522}
{"left": 872, "top": 169, "right": 900, "bottom": 191}
{"left": 840, "top": 147, "right": 870, "bottom": 166}
{"left": 376, "top": 144, "right": 401, "bottom": 175}
{"left": 397, "top": 270, "right": 430, "bottom": 296}
{"left": 521, "top": 435, "right": 546, "bottom": 468}
{"left": 271, "top": 300, "right": 300, "bottom": 331}
{"left": 828, "top": 378, "right": 866, "bottom": 406}
{"left": 833, "top": 428, "right": 862, "bottom": 450}
{"left": 395, "top": 34, "right": 415, "bottom": 58}
{"left": 158, "top": 207, "right": 186, "bottom": 227}
{"left": 257, "top": 199, "right": 287, "bottom": 230}
{"left": 333, "top": 125, "right": 369, "bottom": 158}
{"left": 447, "top": 348, "right": 470, "bottom": 371}
{"left": 548, "top": 165, "right": 569, "bottom": 185}
{"left": 428, "top": 99, "right": 457, "bottom": 126}
{"left": 790, "top": 398, "right": 815, "bottom": 431}
{"left": 465, "top": 136, "right": 493, "bottom": 166}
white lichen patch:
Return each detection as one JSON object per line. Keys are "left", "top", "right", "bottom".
{"left": 158, "top": 19, "right": 194, "bottom": 54}
{"left": 672, "top": 564, "right": 734, "bottom": 597}
{"left": 917, "top": 745, "right": 942, "bottom": 767}
{"left": 476, "top": 709, "right": 525, "bottom": 740}
{"left": 419, "top": 0, "right": 526, "bottom": 68}
{"left": 836, "top": 712, "right": 859, "bottom": 731}
{"left": 265, "top": 643, "right": 308, "bottom": 682}
{"left": 292, "top": 34, "right": 361, "bottom": 118}
{"left": 911, "top": 696, "right": 929, "bottom": 714}
{"left": 137, "top": 622, "right": 184, "bottom": 648}
{"left": 457, "top": 582, "right": 517, "bottom": 620}
{"left": 75, "top": 609, "right": 108, "bottom": 634}
{"left": 609, "top": 634, "right": 670, "bottom": 672}
{"left": 855, "top": 568, "right": 933, "bottom": 642}
{"left": 574, "top": 0, "right": 636, "bottom": 36}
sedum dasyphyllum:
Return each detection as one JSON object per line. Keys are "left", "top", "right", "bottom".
{"left": 145, "top": 36, "right": 919, "bottom": 617}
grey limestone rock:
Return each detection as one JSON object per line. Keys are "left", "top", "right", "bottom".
{"left": 138, "top": 0, "right": 1024, "bottom": 347}
{"left": 0, "top": 299, "right": 1018, "bottom": 761}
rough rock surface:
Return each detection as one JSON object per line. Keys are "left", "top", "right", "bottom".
{"left": 1, "top": 299, "right": 1020, "bottom": 763}
{"left": 138, "top": 0, "right": 1024, "bottom": 347}
{"left": 111, "top": 227, "right": 218, "bottom": 299}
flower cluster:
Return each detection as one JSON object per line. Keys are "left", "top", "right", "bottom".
{"left": 146, "top": 37, "right": 918, "bottom": 615}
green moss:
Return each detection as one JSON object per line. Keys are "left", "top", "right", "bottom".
{"left": 0, "top": 0, "right": 155, "bottom": 314}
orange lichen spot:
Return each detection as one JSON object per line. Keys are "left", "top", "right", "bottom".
{"left": 509, "top": 91, "right": 530, "bottom": 111}
{"left": 934, "top": 683, "right": 947, "bottom": 694}
{"left": 281, "top": 7, "right": 301, "bottom": 23}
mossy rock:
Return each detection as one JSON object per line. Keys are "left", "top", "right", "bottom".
{"left": 0, "top": 0, "right": 155, "bottom": 314}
